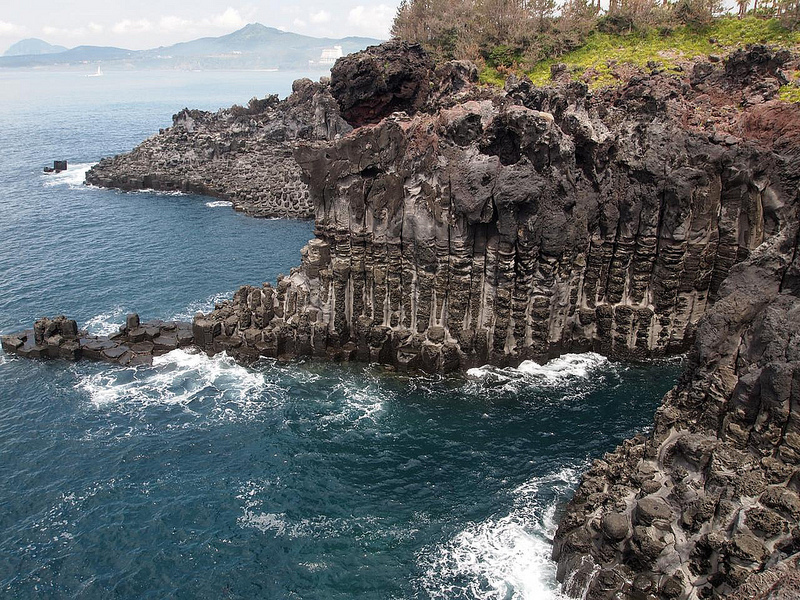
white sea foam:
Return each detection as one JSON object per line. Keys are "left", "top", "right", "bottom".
{"left": 130, "top": 188, "right": 186, "bottom": 196}
{"left": 206, "top": 200, "right": 233, "bottom": 208}
{"left": 418, "top": 467, "right": 581, "bottom": 600}
{"left": 41, "top": 162, "right": 97, "bottom": 189}
{"left": 320, "top": 376, "right": 388, "bottom": 427}
{"left": 84, "top": 307, "right": 127, "bottom": 336}
{"left": 170, "top": 290, "right": 234, "bottom": 322}
{"left": 466, "top": 352, "right": 608, "bottom": 389}
{"left": 77, "top": 349, "right": 271, "bottom": 421}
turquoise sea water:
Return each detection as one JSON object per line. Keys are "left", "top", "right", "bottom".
{"left": 0, "top": 69, "right": 681, "bottom": 599}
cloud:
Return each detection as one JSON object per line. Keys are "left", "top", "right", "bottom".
{"left": 293, "top": 18, "right": 308, "bottom": 28}
{"left": 310, "top": 10, "right": 331, "bottom": 24}
{"left": 112, "top": 19, "right": 153, "bottom": 34}
{"left": 347, "top": 4, "right": 394, "bottom": 38}
{"left": 42, "top": 25, "right": 86, "bottom": 38}
{"left": 88, "top": 22, "right": 104, "bottom": 34}
{"left": 212, "top": 7, "right": 247, "bottom": 30}
{"left": 0, "top": 20, "right": 26, "bottom": 36}
{"left": 159, "top": 15, "right": 193, "bottom": 33}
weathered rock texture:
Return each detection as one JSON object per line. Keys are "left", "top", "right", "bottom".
{"left": 2, "top": 314, "right": 193, "bottom": 366}
{"left": 85, "top": 78, "right": 352, "bottom": 218}
{"left": 188, "top": 43, "right": 800, "bottom": 597}
{"left": 191, "top": 45, "right": 798, "bottom": 375}
{"left": 553, "top": 200, "right": 800, "bottom": 598}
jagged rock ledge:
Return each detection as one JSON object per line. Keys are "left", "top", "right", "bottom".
{"left": 2, "top": 314, "right": 193, "bottom": 366}
{"left": 84, "top": 78, "right": 353, "bottom": 218}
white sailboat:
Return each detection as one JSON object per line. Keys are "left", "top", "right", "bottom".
{"left": 86, "top": 66, "right": 103, "bottom": 77}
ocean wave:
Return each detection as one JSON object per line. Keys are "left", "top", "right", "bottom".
{"left": 206, "top": 200, "right": 233, "bottom": 208}
{"left": 41, "top": 162, "right": 97, "bottom": 189}
{"left": 84, "top": 307, "right": 128, "bottom": 336}
{"left": 465, "top": 353, "right": 608, "bottom": 393}
{"left": 237, "top": 481, "right": 420, "bottom": 543}
{"left": 77, "top": 349, "right": 273, "bottom": 422}
{"left": 170, "top": 289, "right": 234, "bottom": 322}
{"left": 127, "top": 188, "right": 186, "bottom": 196}
{"left": 321, "top": 377, "right": 387, "bottom": 426}
{"left": 417, "top": 467, "right": 581, "bottom": 600}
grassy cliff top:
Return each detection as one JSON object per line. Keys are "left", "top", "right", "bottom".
{"left": 480, "top": 17, "right": 800, "bottom": 95}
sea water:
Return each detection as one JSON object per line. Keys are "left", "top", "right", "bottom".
{"left": 0, "top": 69, "right": 682, "bottom": 599}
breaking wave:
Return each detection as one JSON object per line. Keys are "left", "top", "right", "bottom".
{"left": 41, "top": 162, "right": 96, "bottom": 189}
{"left": 206, "top": 200, "right": 233, "bottom": 208}
{"left": 170, "top": 289, "right": 234, "bottom": 322}
{"left": 418, "top": 467, "right": 581, "bottom": 600}
{"left": 466, "top": 353, "right": 609, "bottom": 393}
{"left": 76, "top": 349, "right": 273, "bottom": 422}
{"left": 84, "top": 307, "right": 128, "bottom": 336}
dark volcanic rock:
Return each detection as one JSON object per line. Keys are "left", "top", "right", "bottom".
{"left": 3, "top": 313, "right": 195, "bottom": 366}
{"left": 85, "top": 79, "right": 352, "bottom": 218}
{"left": 330, "top": 40, "right": 435, "bottom": 126}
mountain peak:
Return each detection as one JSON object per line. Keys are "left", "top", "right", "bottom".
{"left": 4, "top": 38, "right": 68, "bottom": 57}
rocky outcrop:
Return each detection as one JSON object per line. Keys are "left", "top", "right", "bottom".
{"left": 553, "top": 205, "right": 800, "bottom": 598}
{"left": 2, "top": 314, "right": 193, "bottom": 366}
{"left": 189, "top": 45, "right": 797, "bottom": 375}
{"left": 85, "top": 78, "right": 352, "bottom": 218}
{"left": 183, "top": 43, "right": 800, "bottom": 597}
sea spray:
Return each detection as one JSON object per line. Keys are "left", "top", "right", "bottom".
{"left": 418, "top": 467, "right": 581, "bottom": 600}
{"left": 41, "top": 162, "right": 97, "bottom": 189}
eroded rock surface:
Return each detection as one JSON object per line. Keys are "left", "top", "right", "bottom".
{"left": 192, "top": 45, "right": 798, "bottom": 375}
{"left": 85, "top": 78, "right": 352, "bottom": 218}
{"left": 2, "top": 314, "right": 193, "bottom": 366}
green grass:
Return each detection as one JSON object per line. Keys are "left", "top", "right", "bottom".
{"left": 779, "top": 84, "right": 800, "bottom": 103}
{"left": 511, "top": 17, "right": 800, "bottom": 88}
{"left": 479, "top": 67, "right": 507, "bottom": 86}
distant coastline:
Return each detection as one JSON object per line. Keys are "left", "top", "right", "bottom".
{"left": 0, "top": 23, "right": 383, "bottom": 71}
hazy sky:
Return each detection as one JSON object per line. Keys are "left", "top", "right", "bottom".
{"left": 0, "top": 2, "right": 401, "bottom": 51}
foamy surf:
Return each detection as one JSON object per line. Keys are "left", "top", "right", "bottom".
{"left": 77, "top": 349, "right": 272, "bottom": 421}
{"left": 41, "top": 162, "right": 96, "bottom": 189}
{"left": 319, "top": 376, "right": 389, "bottom": 427}
{"left": 206, "top": 200, "right": 233, "bottom": 208}
{"left": 170, "top": 290, "right": 234, "bottom": 322}
{"left": 418, "top": 467, "right": 580, "bottom": 600}
{"left": 467, "top": 353, "right": 608, "bottom": 387}
{"left": 85, "top": 307, "right": 129, "bottom": 336}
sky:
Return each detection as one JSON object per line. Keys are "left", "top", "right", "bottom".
{"left": 0, "top": 1, "right": 401, "bottom": 52}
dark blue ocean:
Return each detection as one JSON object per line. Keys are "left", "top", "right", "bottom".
{"left": 0, "top": 69, "right": 681, "bottom": 599}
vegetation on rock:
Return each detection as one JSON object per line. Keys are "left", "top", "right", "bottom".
{"left": 393, "top": 0, "right": 800, "bottom": 89}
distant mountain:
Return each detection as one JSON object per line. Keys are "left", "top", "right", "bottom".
{"left": 0, "top": 24, "right": 382, "bottom": 70}
{"left": 3, "top": 38, "right": 67, "bottom": 57}
{"left": 0, "top": 45, "right": 135, "bottom": 68}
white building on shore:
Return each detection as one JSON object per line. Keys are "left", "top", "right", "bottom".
{"left": 317, "top": 45, "right": 343, "bottom": 66}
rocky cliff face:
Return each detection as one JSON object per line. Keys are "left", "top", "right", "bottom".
{"left": 553, "top": 197, "right": 800, "bottom": 598}
{"left": 85, "top": 78, "right": 351, "bottom": 218}
{"left": 192, "top": 45, "right": 797, "bottom": 374}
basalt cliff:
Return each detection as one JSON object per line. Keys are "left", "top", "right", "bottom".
{"left": 6, "top": 41, "right": 800, "bottom": 598}
{"left": 85, "top": 78, "right": 352, "bottom": 218}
